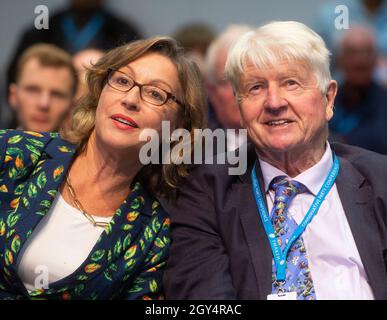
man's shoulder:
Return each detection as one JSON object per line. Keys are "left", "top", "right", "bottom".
{"left": 332, "top": 142, "right": 387, "bottom": 163}
{"left": 332, "top": 142, "right": 387, "bottom": 179}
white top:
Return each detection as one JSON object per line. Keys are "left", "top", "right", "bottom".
{"left": 258, "top": 143, "right": 374, "bottom": 300}
{"left": 16, "top": 193, "right": 112, "bottom": 292}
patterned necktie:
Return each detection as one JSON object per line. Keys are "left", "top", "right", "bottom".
{"left": 269, "top": 176, "right": 316, "bottom": 300}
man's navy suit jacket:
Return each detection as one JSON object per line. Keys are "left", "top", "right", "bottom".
{"left": 164, "top": 142, "right": 387, "bottom": 299}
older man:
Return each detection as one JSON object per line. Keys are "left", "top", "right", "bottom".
{"left": 164, "top": 21, "right": 387, "bottom": 300}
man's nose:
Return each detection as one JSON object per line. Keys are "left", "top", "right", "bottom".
{"left": 37, "top": 91, "right": 51, "bottom": 110}
{"left": 264, "top": 85, "right": 288, "bottom": 113}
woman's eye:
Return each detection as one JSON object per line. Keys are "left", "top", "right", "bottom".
{"left": 117, "top": 77, "right": 129, "bottom": 85}
{"left": 149, "top": 89, "right": 164, "bottom": 101}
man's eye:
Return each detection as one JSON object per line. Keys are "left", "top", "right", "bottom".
{"left": 248, "top": 84, "right": 263, "bottom": 94}
{"left": 285, "top": 79, "right": 299, "bottom": 89}
{"left": 51, "top": 91, "right": 68, "bottom": 99}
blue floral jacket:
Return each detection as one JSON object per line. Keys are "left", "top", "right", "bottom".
{"left": 0, "top": 130, "right": 170, "bottom": 300}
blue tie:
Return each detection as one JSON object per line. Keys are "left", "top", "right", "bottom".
{"left": 269, "top": 176, "right": 316, "bottom": 300}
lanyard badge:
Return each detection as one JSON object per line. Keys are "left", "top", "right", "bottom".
{"left": 250, "top": 153, "right": 340, "bottom": 297}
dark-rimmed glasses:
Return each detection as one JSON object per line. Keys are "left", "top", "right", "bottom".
{"left": 107, "top": 68, "right": 183, "bottom": 107}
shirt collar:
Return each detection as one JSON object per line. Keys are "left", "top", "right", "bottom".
{"left": 257, "top": 142, "right": 333, "bottom": 196}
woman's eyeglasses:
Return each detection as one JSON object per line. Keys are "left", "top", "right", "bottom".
{"left": 107, "top": 69, "right": 183, "bottom": 107}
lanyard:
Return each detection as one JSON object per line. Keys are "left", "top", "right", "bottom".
{"left": 62, "top": 12, "right": 105, "bottom": 52}
{"left": 250, "top": 153, "right": 340, "bottom": 281}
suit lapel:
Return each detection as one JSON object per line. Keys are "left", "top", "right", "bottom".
{"left": 335, "top": 155, "right": 387, "bottom": 299}
{"left": 237, "top": 150, "right": 272, "bottom": 299}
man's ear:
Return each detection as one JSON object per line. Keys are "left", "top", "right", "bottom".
{"left": 325, "top": 80, "right": 337, "bottom": 121}
{"left": 8, "top": 83, "right": 19, "bottom": 111}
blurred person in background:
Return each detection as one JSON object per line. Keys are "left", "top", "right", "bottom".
{"left": 0, "top": 69, "right": 10, "bottom": 129}
{"left": 65, "top": 48, "right": 105, "bottom": 130}
{"left": 314, "top": 0, "right": 387, "bottom": 86}
{"left": 8, "top": 43, "right": 77, "bottom": 132}
{"left": 204, "top": 25, "right": 252, "bottom": 152}
{"left": 173, "top": 23, "right": 216, "bottom": 75}
{"left": 6, "top": 0, "right": 141, "bottom": 88}
{"left": 72, "top": 48, "right": 104, "bottom": 102}
{"left": 329, "top": 25, "right": 387, "bottom": 154}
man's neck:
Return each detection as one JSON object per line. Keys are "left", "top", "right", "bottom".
{"left": 257, "top": 143, "right": 326, "bottom": 178}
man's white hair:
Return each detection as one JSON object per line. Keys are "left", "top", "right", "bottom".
{"left": 205, "top": 24, "right": 253, "bottom": 84}
{"left": 225, "top": 21, "right": 332, "bottom": 94}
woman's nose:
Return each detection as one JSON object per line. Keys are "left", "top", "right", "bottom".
{"left": 120, "top": 85, "right": 142, "bottom": 111}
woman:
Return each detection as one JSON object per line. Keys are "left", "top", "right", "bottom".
{"left": 0, "top": 36, "right": 206, "bottom": 299}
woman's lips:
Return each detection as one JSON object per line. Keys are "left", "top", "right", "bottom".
{"left": 110, "top": 114, "right": 139, "bottom": 130}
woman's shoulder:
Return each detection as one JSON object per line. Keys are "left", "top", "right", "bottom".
{"left": 0, "top": 129, "right": 76, "bottom": 175}
{"left": 0, "top": 129, "right": 60, "bottom": 146}
{"left": 0, "top": 129, "right": 76, "bottom": 150}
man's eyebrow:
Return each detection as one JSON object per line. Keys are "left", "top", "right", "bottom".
{"left": 277, "top": 70, "right": 304, "bottom": 78}
{"left": 22, "top": 84, "right": 40, "bottom": 89}
{"left": 243, "top": 76, "right": 266, "bottom": 83}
